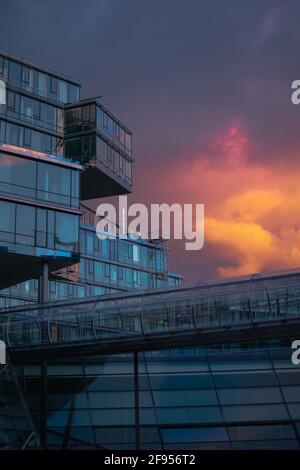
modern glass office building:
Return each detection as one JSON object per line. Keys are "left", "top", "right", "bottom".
{"left": 0, "top": 50, "right": 181, "bottom": 310}
{"left": 1, "top": 51, "right": 300, "bottom": 451}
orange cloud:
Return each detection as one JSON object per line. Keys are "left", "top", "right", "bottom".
{"left": 167, "top": 123, "right": 300, "bottom": 277}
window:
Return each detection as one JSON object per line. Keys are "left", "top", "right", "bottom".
{"left": 37, "top": 162, "right": 71, "bottom": 206}
{"left": 86, "top": 233, "right": 94, "bottom": 255}
{"left": 9, "top": 61, "right": 21, "bottom": 86}
{"left": 77, "top": 286, "right": 86, "bottom": 298}
{"left": 33, "top": 100, "right": 44, "bottom": 127}
{"left": 36, "top": 208, "right": 47, "bottom": 247}
{"left": 125, "top": 268, "right": 133, "bottom": 286}
{"left": 7, "top": 123, "right": 18, "bottom": 145}
{"left": 55, "top": 212, "right": 79, "bottom": 253}
{"left": 97, "top": 106, "right": 103, "bottom": 131}
{"left": 125, "top": 132, "right": 132, "bottom": 152}
{"left": 48, "top": 76, "right": 58, "bottom": 100}
{"left": 133, "top": 270, "right": 140, "bottom": 285}
{"left": 107, "top": 145, "right": 113, "bottom": 169}
{"left": 65, "top": 137, "right": 81, "bottom": 160}
{"left": 33, "top": 70, "right": 46, "bottom": 97}
{"left": 114, "top": 150, "right": 119, "bottom": 174}
{"left": 31, "top": 130, "right": 43, "bottom": 151}
{"left": 0, "top": 200, "right": 15, "bottom": 241}
{"left": 47, "top": 210, "right": 55, "bottom": 249}
{"left": 105, "top": 264, "right": 110, "bottom": 278}
{"left": 82, "top": 104, "right": 95, "bottom": 124}
{"left": 0, "top": 120, "right": 6, "bottom": 141}
{"left": 21, "top": 67, "right": 33, "bottom": 92}
{"left": 65, "top": 107, "right": 82, "bottom": 131}
{"left": 103, "top": 112, "right": 108, "bottom": 130}
{"left": 20, "top": 96, "right": 33, "bottom": 120}
{"left": 102, "top": 239, "right": 108, "bottom": 257}
{"left": 107, "top": 116, "right": 114, "bottom": 136}
{"left": 162, "top": 427, "right": 229, "bottom": 444}
{"left": 94, "top": 262, "right": 101, "bottom": 281}
{"left": 0, "top": 152, "right": 36, "bottom": 199}
{"left": 59, "top": 80, "right": 68, "bottom": 103}
{"left": 118, "top": 267, "right": 124, "bottom": 281}
{"left": 68, "top": 84, "right": 79, "bottom": 103}
{"left": 88, "top": 259, "right": 94, "bottom": 277}
{"left": 133, "top": 245, "right": 140, "bottom": 263}
{"left": 7, "top": 92, "right": 20, "bottom": 118}
{"left": 0, "top": 57, "right": 8, "bottom": 77}
{"left": 23, "top": 128, "right": 31, "bottom": 147}
{"left": 16, "top": 204, "right": 35, "bottom": 246}
{"left": 45, "top": 104, "right": 57, "bottom": 131}
{"left": 111, "top": 265, "right": 117, "bottom": 282}
{"left": 228, "top": 424, "right": 295, "bottom": 442}
{"left": 71, "top": 170, "right": 79, "bottom": 207}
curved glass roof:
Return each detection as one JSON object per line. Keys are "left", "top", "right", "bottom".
{"left": 1, "top": 267, "right": 300, "bottom": 354}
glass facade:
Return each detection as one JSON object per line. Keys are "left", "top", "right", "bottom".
{"left": 65, "top": 102, "right": 132, "bottom": 157}
{"left": 0, "top": 52, "right": 80, "bottom": 161}
{"left": 0, "top": 364, "right": 38, "bottom": 450}
{"left": 64, "top": 100, "right": 132, "bottom": 194}
{"left": 1, "top": 89, "right": 64, "bottom": 133}
{"left": 0, "top": 151, "right": 79, "bottom": 208}
{"left": 0, "top": 223, "right": 181, "bottom": 309}
{"left": 0, "top": 199, "right": 79, "bottom": 256}
{"left": 0, "top": 54, "right": 80, "bottom": 105}
{"left": 19, "top": 342, "right": 300, "bottom": 450}
{"left": 65, "top": 135, "right": 132, "bottom": 186}
{"left": 0, "top": 119, "right": 64, "bottom": 156}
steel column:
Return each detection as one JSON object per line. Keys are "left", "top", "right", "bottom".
{"left": 134, "top": 351, "right": 140, "bottom": 450}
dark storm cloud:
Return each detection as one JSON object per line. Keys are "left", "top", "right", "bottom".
{"left": 1, "top": 0, "right": 300, "bottom": 282}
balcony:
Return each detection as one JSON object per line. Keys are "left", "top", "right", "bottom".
{"left": 0, "top": 211, "right": 80, "bottom": 289}
{"left": 64, "top": 99, "right": 133, "bottom": 199}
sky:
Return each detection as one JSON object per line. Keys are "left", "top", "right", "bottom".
{"left": 1, "top": 0, "right": 300, "bottom": 284}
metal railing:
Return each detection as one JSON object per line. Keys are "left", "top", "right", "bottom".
{"left": 1, "top": 268, "right": 300, "bottom": 358}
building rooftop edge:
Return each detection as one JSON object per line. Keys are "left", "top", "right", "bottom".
{"left": 65, "top": 97, "right": 133, "bottom": 134}
{"left": 0, "top": 50, "right": 81, "bottom": 87}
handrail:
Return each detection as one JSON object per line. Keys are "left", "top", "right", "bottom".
{"left": 2, "top": 269, "right": 300, "bottom": 355}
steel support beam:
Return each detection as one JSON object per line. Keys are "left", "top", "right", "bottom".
{"left": 134, "top": 352, "right": 140, "bottom": 450}
{"left": 38, "top": 262, "right": 49, "bottom": 450}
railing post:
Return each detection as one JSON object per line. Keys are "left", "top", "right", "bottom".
{"left": 134, "top": 351, "right": 140, "bottom": 450}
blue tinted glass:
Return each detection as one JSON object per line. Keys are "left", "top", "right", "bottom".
{"left": 15, "top": 204, "right": 35, "bottom": 245}
{"left": 55, "top": 212, "right": 79, "bottom": 252}
{"left": 162, "top": 427, "right": 228, "bottom": 443}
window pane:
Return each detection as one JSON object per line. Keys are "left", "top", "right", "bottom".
{"left": 0, "top": 200, "right": 15, "bottom": 240}
{"left": 0, "top": 152, "right": 36, "bottom": 198}
{"left": 37, "top": 162, "right": 71, "bottom": 206}
{"left": 7, "top": 123, "right": 19, "bottom": 145}
{"left": 68, "top": 84, "right": 79, "bottom": 102}
{"left": 55, "top": 213, "right": 79, "bottom": 252}
{"left": 59, "top": 81, "right": 68, "bottom": 103}
{"left": 9, "top": 61, "right": 21, "bottom": 86}
{"left": 162, "top": 427, "right": 229, "bottom": 444}
{"left": 15, "top": 204, "right": 35, "bottom": 245}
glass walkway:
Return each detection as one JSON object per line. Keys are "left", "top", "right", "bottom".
{"left": 2, "top": 267, "right": 300, "bottom": 361}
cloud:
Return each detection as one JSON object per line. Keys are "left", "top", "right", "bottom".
{"left": 147, "top": 122, "right": 300, "bottom": 279}
{"left": 201, "top": 125, "right": 300, "bottom": 276}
